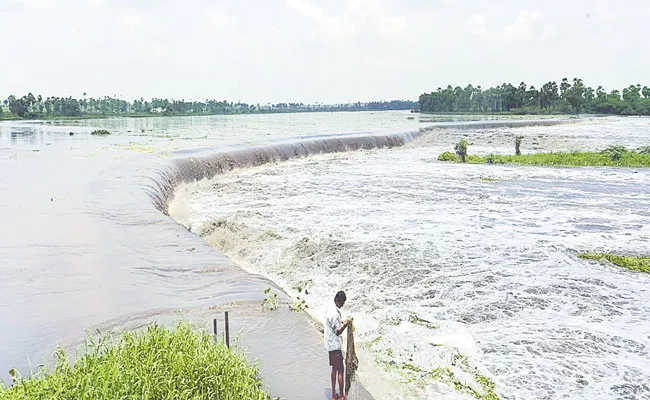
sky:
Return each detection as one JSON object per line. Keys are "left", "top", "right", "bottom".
{"left": 0, "top": 0, "right": 648, "bottom": 103}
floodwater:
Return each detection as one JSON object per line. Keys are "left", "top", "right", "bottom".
{"left": 169, "top": 117, "right": 650, "bottom": 399}
{"left": 0, "top": 111, "right": 424, "bottom": 397}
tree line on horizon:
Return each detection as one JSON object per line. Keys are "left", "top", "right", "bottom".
{"left": 419, "top": 78, "right": 650, "bottom": 115}
{"left": 0, "top": 94, "right": 416, "bottom": 119}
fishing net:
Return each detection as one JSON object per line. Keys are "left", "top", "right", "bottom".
{"left": 345, "top": 319, "right": 358, "bottom": 396}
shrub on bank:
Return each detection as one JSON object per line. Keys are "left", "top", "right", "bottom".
{"left": 91, "top": 129, "right": 111, "bottom": 135}
{"left": 0, "top": 322, "right": 269, "bottom": 400}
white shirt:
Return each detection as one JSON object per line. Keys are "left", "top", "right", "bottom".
{"left": 324, "top": 302, "right": 343, "bottom": 351}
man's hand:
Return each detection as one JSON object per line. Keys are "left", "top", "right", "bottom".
{"left": 336, "top": 319, "right": 350, "bottom": 335}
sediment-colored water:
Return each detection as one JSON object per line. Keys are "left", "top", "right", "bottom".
{"left": 0, "top": 111, "right": 420, "bottom": 399}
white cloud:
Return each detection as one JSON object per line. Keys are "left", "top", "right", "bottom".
{"left": 285, "top": 0, "right": 354, "bottom": 38}
{"left": 1, "top": 1, "right": 649, "bottom": 103}
{"left": 542, "top": 24, "right": 558, "bottom": 39}
{"left": 15, "top": 0, "right": 58, "bottom": 8}
{"left": 467, "top": 14, "right": 488, "bottom": 38}
{"left": 504, "top": 10, "right": 543, "bottom": 40}
{"left": 375, "top": 15, "right": 408, "bottom": 38}
{"left": 150, "top": 43, "right": 169, "bottom": 59}
{"left": 590, "top": 0, "right": 617, "bottom": 22}
{"left": 117, "top": 13, "right": 143, "bottom": 31}
{"left": 207, "top": 6, "right": 239, "bottom": 30}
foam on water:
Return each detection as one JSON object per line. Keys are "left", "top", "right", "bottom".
{"left": 171, "top": 117, "right": 650, "bottom": 399}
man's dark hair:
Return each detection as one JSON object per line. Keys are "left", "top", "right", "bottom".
{"left": 334, "top": 291, "right": 347, "bottom": 303}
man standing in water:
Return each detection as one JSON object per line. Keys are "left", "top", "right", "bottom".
{"left": 325, "top": 291, "right": 350, "bottom": 400}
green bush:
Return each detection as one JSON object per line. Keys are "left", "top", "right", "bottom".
{"left": 91, "top": 129, "right": 111, "bottom": 136}
{"left": 0, "top": 322, "right": 269, "bottom": 400}
{"left": 454, "top": 139, "right": 469, "bottom": 163}
{"left": 438, "top": 151, "right": 460, "bottom": 162}
{"left": 601, "top": 145, "right": 627, "bottom": 161}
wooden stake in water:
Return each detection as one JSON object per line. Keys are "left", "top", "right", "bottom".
{"left": 225, "top": 311, "right": 230, "bottom": 348}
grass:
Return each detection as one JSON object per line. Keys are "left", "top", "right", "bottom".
{"left": 578, "top": 253, "right": 650, "bottom": 273}
{"left": 0, "top": 322, "right": 270, "bottom": 400}
{"left": 437, "top": 149, "right": 650, "bottom": 168}
{"left": 91, "top": 129, "right": 111, "bottom": 136}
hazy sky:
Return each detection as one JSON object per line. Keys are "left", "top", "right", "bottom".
{"left": 1, "top": 0, "right": 648, "bottom": 103}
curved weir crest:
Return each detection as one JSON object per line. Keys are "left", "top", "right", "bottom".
{"left": 153, "top": 118, "right": 578, "bottom": 212}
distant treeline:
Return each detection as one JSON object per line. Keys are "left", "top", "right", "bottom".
{"left": 0, "top": 94, "right": 416, "bottom": 119}
{"left": 419, "top": 78, "right": 650, "bottom": 115}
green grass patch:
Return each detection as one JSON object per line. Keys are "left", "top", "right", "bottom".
{"left": 0, "top": 322, "right": 269, "bottom": 400}
{"left": 438, "top": 149, "right": 650, "bottom": 168}
{"left": 91, "top": 129, "right": 111, "bottom": 136}
{"left": 480, "top": 177, "right": 502, "bottom": 182}
{"left": 578, "top": 253, "right": 650, "bottom": 273}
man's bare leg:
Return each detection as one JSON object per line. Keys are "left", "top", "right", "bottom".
{"left": 338, "top": 369, "right": 345, "bottom": 400}
{"left": 331, "top": 367, "right": 337, "bottom": 400}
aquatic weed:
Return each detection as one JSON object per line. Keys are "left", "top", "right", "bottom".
{"left": 578, "top": 253, "right": 650, "bottom": 273}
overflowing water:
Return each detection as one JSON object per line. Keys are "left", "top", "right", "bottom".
{"left": 1, "top": 111, "right": 426, "bottom": 398}
{"left": 170, "top": 117, "right": 650, "bottom": 399}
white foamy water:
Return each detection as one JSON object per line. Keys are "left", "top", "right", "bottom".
{"left": 172, "top": 117, "right": 650, "bottom": 399}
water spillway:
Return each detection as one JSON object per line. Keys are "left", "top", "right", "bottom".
{"left": 3, "top": 113, "right": 647, "bottom": 399}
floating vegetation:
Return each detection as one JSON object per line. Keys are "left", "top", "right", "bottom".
{"left": 0, "top": 322, "right": 269, "bottom": 400}
{"left": 431, "top": 353, "right": 499, "bottom": 400}
{"left": 91, "top": 129, "right": 111, "bottom": 136}
{"left": 480, "top": 176, "right": 502, "bottom": 182}
{"left": 578, "top": 253, "right": 650, "bottom": 273}
{"left": 363, "top": 333, "right": 499, "bottom": 399}
{"left": 407, "top": 313, "right": 440, "bottom": 330}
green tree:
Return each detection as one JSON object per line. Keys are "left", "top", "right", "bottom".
{"left": 8, "top": 95, "right": 27, "bottom": 117}
{"left": 566, "top": 78, "right": 586, "bottom": 113}
{"left": 540, "top": 81, "right": 559, "bottom": 110}
{"left": 560, "top": 78, "right": 571, "bottom": 99}
{"left": 643, "top": 86, "right": 650, "bottom": 99}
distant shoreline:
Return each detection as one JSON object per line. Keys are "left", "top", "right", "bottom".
{"left": 0, "top": 108, "right": 415, "bottom": 122}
